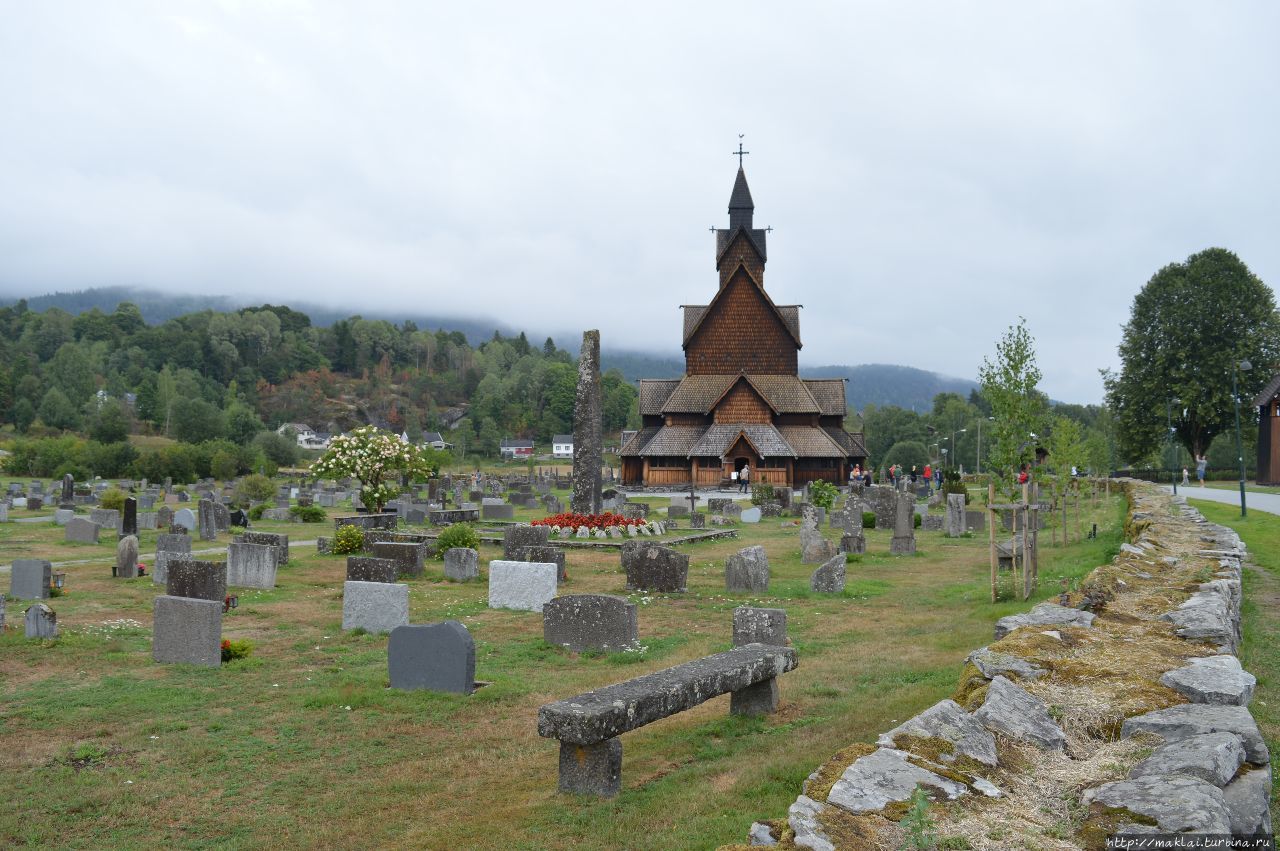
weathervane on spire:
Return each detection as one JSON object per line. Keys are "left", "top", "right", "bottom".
{"left": 733, "top": 134, "right": 749, "bottom": 167}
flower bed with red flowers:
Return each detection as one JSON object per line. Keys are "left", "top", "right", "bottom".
{"left": 531, "top": 511, "right": 644, "bottom": 530}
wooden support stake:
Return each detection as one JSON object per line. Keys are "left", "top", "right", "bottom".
{"left": 1021, "top": 482, "right": 1032, "bottom": 601}
{"left": 988, "top": 481, "right": 997, "bottom": 603}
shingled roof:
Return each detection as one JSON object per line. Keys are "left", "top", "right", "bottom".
{"left": 682, "top": 264, "right": 801, "bottom": 350}
{"left": 690, "top": 424, "right": 796, "bottom": 458}
{"left": 823, "top": 427, "right": 867, "bottom": 458}
{"left": 1253, "top": 372, "right": 1280, "bottom": 407}
{"left": 634, "top": 425, "right": 706, "bottom": 457}
{"left": 638, "top": 379, "right": 681, "bottom": 416}
{"left": 620, "top": 426, "right": 660, "bottom": 455}
{"left": 745, "top": 375, "right": 820, "bottom": 414}
{"left": 804, "top": 379, "right": 847, "bottom": 416}
{"left": 662, "top": 375, "right": 738, "bottom": 413}
{"left": 776, "top": 426, "right": 848, "bottom": 458}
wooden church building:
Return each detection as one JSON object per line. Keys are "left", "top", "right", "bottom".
{"left": 1255, "top": 372, "right": 1280, "bottom": 486}
{"left": 620, "top": 164, "right": 867, "bottom": 488}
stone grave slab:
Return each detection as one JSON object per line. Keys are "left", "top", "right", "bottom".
{"left": 152, "top": 596, "right": 222, "bottom": 666}
{"left": 166, "top": 559, "right": 228, "bottom": 602}
{"left": 388, "top": 621, "right": 476, "bottom": 694}
{"left": 342, "top": 581, "right": 410, "bottom": 633}
{"left": 226, "top": 542, "right": 278, "bottom": 589}
{"left": 11, "top": 559, "right": 52, "bottom": 599}
{"left": 543, "top": 595, "right": 638, "bottom": 652}
{"left": 488, "top": 561, "right": 558, "bottom": 612}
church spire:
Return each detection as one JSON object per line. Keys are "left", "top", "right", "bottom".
{"left": 728, "top": 166, "right": 754, "bottom": 230}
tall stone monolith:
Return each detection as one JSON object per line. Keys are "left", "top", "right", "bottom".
{"left": 571, "top": 329, "right": 603, "bottom": 515}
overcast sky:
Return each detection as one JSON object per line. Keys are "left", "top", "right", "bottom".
{"left": 1, "top": 2, "right": 1277, "bottom": 403}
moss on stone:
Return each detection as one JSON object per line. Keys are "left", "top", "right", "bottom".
{"left": 1077, "top": 803, "right": 1159, "bottom": 851}
{"left": 803, "top": 741, "right": 878, "bottom": 802}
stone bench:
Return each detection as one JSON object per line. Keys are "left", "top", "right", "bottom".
{"left": 536, "top": 643, "right": 797, "bottom": 796}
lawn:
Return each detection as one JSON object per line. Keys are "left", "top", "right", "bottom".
{"left": 2, "top": 488, "right": 1127, "bottom": 850}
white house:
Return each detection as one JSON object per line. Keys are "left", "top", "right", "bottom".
{"left": 277, "top": 423, "right": 331, "bottom": 450}
{"left": 552, "top": 434, "right": 573, "bottom": 458}
{"left": 422, "top": 431, "right": 453, "bottom": 451}
{"left": 499, "top": 438, "right": 534, "bottom": 459}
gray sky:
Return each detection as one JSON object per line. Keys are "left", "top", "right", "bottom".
{"left": 2, "top": 1, "right": 1277, "bottom": 403}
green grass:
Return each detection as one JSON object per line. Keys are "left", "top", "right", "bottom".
{"left": 0, "top": 490, "right": 1129, "bottom": 849}
{"left": 1185, "top": 498, "right": 1280, "bottom": 813}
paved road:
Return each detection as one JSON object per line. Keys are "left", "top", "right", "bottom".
{"left": 1168, "top": 484, "right": 1280, "bottom": 517}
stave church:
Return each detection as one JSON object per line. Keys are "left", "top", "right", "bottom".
{"left": 620, "top": 161, "right": 867, "bottom": 488}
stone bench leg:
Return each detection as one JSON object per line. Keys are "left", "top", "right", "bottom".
{"left": 730, "top": 677, "right": 779, "bottom": 716}
{"left": 558, "top": 739, "right": 622, "bottom": 797}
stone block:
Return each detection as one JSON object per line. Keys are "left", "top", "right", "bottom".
{"left": 945, "top": 493, "right": 966, "bottom": 537}
{"left": 342, "top": 581, "right": 410, "bottom": 633}
{"left": 543, "top": 594, "right": 638, "bottom": 652}
{"left": 388, "top": 621, "right": 475, "bottom": 694}
{"left": 226, "top": 542, "right": 278, "bottom": 589}
{"left": 372, "top": 542, "right": 425, "bottom": 578}
{"left": 235, "top": 532, "right": 289, "bottom": 565}
{"left": 10, "top": 559, "right": 52, "bottom": 599}
{"left": 732, "top": 606, "right": 787, "bottom": 646}
{"left": 482, "top": 503, "right": 515, "bottom": 520}
{"left": 54, "top": 508, "right": 74, "bottom": 525}
{"left": 444, "top": 547, "right": 480, "bottom": 581}
{"left": 488, "top": 561, "right": 558, "bottom": 612}
{"left": 515, "top": 545, "right": 566, "bottom": 582}
{"left": 1121, "top": 703, "right": 1268, "bottom": 764}
{"left": 725, "top": 545, "right": 770, "bottom": 593}
{"left": 116, "top": 535, "right": 139, "bottom": 579}
{"left": 166, "top": 559, "right": 228, "bottom": 602}
{"left": 839, "top": 532, "right": 866, "bottom": 555}
{"left": 25, "top": 603, "right": 58, "bottom": 639}
{"left": 810, "top": 554, "right": 846, "bottom": 593}
{"left": 152, "top": 595, "right": 222, "bottom": 666}
{"left": 64, "top": 517, "right": 100, "bottom": 543}
{"left": 558, "top": 740, "right": 621, "bottom": 797}
{"left": 878, "top": 698, "right": 998, "bottom": 766}
{"left": 346, "top": 556, "right": 399, "bottom": 584}
{"left": 90, "top": 508, "right": 121, "bottom": 533}
{"left": 974, "top": 675, "right": 1066, "bottom": 750}
{"left": 502, "top": 524, "right": 551, "bottom": 559}
{"left": 152, "top": 534, "right": 193, "bottom": 585}
{"left": 624, "top": 545, "right": 688, "bottom": 593}
{"left": 1081, "top": 776, "right": 1230, "bottom": 834}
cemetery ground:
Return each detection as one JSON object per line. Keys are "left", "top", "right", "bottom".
{"left": 1, "top": 488, "right": 1154, "bottom": 849}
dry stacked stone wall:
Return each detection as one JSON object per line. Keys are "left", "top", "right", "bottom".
{"left": 738, "top": 480, "right": 1271, "bottom": 849}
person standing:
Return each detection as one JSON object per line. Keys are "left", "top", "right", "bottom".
{"left": 1196, "top": 454, "right": 1207, "bottom": 486}
{"left": 739, "top": 463, "right": 750, "bottom": 494}
{"left": 923, "top": 463, "right": 933, "bottom": 492}
{"left": 1181, "top": 467, "right": 1190, "bottom": 486}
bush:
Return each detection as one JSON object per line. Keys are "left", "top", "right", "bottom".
{"left": 221, "top": 638, "right": 253, "bottom": 664}
{"left": 290, "top": 504, "right": 326, "bottom": 523}
{"left": 436, "top": 522, "right": 479, "bottom": 556}
{"left": 862, "top": 511, "right": 876, "bottom": 529}
{"left": 914, "top": 513, "right": 921, "bottom": 528}
{"left": 332, "top": 524, "right": 365, "bottom": 555}
{"left": 750, "top": 482, "right": 775, "bottom": 506}
{"left": 248, "top": 504, "right": 267, "bottom": 521}
{"left": 809, "top": 480, "right": 837, "bottom": 510}
{"left": 99, "top": 487, "right": 126, "bottom": 511}
{"left": 235, "top": 474, "right": 276, "bottom": 505}
{"left": 942, "top": 469, "right": 970, "bottom": 505}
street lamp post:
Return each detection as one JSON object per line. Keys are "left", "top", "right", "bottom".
{"left": 1166, "top": 398, "right": 1176, "bottom": 496}
{"left": 950, "top": 428, "right": 967, "bottom": 473}
{"left": 1233, "top": 360, "right": 1252, "bottom": 517}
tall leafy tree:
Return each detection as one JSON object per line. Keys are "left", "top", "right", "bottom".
{"left": 1105, "top": 248, "right": 1280, "bottom": 460}
{"left": 979, "top": 318, "right": 1046, "bottom": 488}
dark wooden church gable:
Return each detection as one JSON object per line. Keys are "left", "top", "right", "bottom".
{"left": 686, "top": 269, "right": 798, "bottom": 375}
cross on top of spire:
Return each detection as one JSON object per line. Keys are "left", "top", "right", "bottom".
{"left": 733, "top": 134, "right": 749, "bottom": 167}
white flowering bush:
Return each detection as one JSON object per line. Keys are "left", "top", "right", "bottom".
{"left": 309, "top": 425, "right": 431, "bottom": 512}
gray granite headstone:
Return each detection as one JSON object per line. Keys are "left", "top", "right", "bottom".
{"left": 10, "top": 559, "right": 52, "bottom": 599}
{"left": 514, "top": 545, "right": 566, "bottom": 582}
{"left": 372, "top": 542, "right": 424, "bottom": 578}
{"left": 725, "top": 545, "right": 770, "bottom": 593}
{"left": 116, "top": 535, "right": 139, "bottom": 579}
{"left": 235, "top": 532, "right": 289, "bottom": 565}
{"left": 122, "top": 497, "right": 138, "bottom": 537}
{"left": 570, "top": 329, "right": 603, "bottom": 515}
{"left": 733, "top": 606, "right": 788, "bottom": 646}
{"left": 739, "top": 507, "right": 761, "bottom": 523}
{"left": 946, "top": 493, "right": 967, "bottom": 538}
{"left": 810, "top": 554, "right": 847, "bottom": 593}
{"left": 174, "top": 507, "right": 196, "bottom": 531}
{"left": 346, "top": 556, "right": 399, "bottom": 584}
{"left": 25, "top": 603, "right": 58, "bottom": 639}
{"left": 197, "top": 499, "right": 216, "bottom": 541}
{"left": 90, "top": 508, "right": 121, "bottom": 533}
{"left": 166, "top": 559, "right": 227, "bottom": 601}
{"left": 388, "top": 621, "right": 476, "bottom": 693}
{"left": 342, "top": 581, "right": 409, "bottom": 633}
{"left": 152, "top": 533, "right": 193, "bottom": 584}
{"left": 624, "top": 546, "right": 688, "bottom": 593}
{"left": 890, "top": 491, "right": 917, "bottom": 555}
{"left": 543, "top": 594, "right": 638, "bottom": 652}
{"left": 226, "top": 542, "right": 278, "bottom": 589}
{"left": 502, "top": 524, "right": 551, "bottom": 560}
{"left": 487, "top": 560, "right": 558, "bottom": 612}
{"left": 444, "top": 548, "right": 480, "bottom": 581}
{"left": 152, "top": 595, "right": 221, "bottom": 666}
{"left": 65, "top": 517, "right": 100, "bottom": 544}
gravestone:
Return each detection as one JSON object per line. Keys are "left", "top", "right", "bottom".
{"left": 739, "top": 507, "right": 761, "bottom": 523}
{"left": 152, "top": 595, "right": 221, "bottom": 666}
{"left": 197, "top": 499, "right": 216, "bottom": 541}
{"left": 346, "top": 556, "right": 399, "bottom": 584}
{"left": 25, "top": 603, "right": 58, "bottom": 639}
{"left": 543, "top": 595, "right": 638, "bottom": 652}
{"left": 964, "top": 510, "right": 987, "bottom": 532}
{"left": 0, "top": 502, "right": 8, "bottom": 522}
{"left": 235, "top": 532, "right": 289, "bottom": 565}
{"left": 388, "top": 621, "right": 476, "bottom": 694}
{"left": 156, "top": 505, "right": 174, "bottom": 528}
{"left": 226, "top": 542, "right": 278, "bottom": 589}
{"left": 946, "top": 493, "right": 967, "bottom": 538}
{"left": 570, "top": 329, "right": 603, "bottom": 515}
{"left": 152, "top": 533, "right": 193, "bottom": 585}
{"left": 444, "top": 547, "right": 480, "bottom": 581}
{"left": 921, "top": 515, "right": 944, "bottom": 531}
{"left": 811, "top": 554, "right": 846, "bottom": 593}
{"left": 800, "top": 507, "right": 835, "bottom": 564}
{"left": 890, "top": 491, "right": 917, "bottom": 555}
{"left": 213, "top": 502, "right": 231, "bottom": 533}
{"left": 503, "top": 524, "right": 550, "bottom": 560}
{"left": 667, "top": 504, "right": 689, "bottom": 518}
{"left": 725, "top": 545, "right": 770, "bottom": 593}
{"left": 116, "top": 535, "right": 139, "bottom": 579}
{"left": 372, "top": 542, "right": 424, "bottom": 578}
{"left": 515, "top": 545, "right": 566, "bottom": 582}
{"left": 733, "top": 606, "right": 788, "bottom": 646}
{"left": 26, "top": 496, "right": 43, "bottom": 511}
{"left": 65, "top": 517, "right": 100, "bottom": 544}
{"left": 53, "top": 507, "right": 74, "bottom": 525}
{"left": 166, "top": 559, "right": 227, "bottom": 602}
{"left": 90, "top": 508, "right": 120, "bottom": 533}
{"left": 488, "top": 561, "right": 558, "bottom": 612}
{"left": 60, "top": 474, "right": 75, "bottom": 509}
{"left": 174, "top": 507, "right": 196, "bottom": 531}
{"left": 10, "top": 559, "right": 52, "bottom": 599}
{"left": 122, "top": 497, "right": 138, "bottom": 536}
{"left": 482, "top": 502, "right": 515, "bottom": 520}
{"left": 624, "top": 546, "right": 688, "bottom": 593}
{"left": 690, "top": 512, "right": 706, "bottom": 529}
{"left": 342, "top": 581, "right": 410, "bottom": 633}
